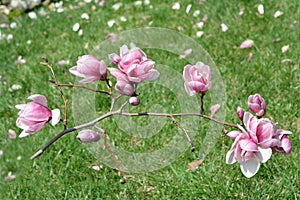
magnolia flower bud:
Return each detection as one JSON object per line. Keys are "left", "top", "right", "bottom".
{"left": 183, "top": 62, "right": 212, "bottom": 96}
{"left": 237, "top": 106, "right": 244, "bottom": 120}
{"left": 77, "top": 129, "right": 101, "bottom": 143}
{"left": 129, "top": 97, "right": 140, "bottom": 106}
{"left": 15, "top": 94, "right": 60, "bottom": 138}
{"left": 69, "top": 55, "right": 107, "bottom": 83}
{"left": 248, "top": 94, "right": 266, "bottom": 117}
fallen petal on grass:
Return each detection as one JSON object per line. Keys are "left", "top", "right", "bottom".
{"left": 281, "top": 45, "right": 290, "bottom": 53}
{"left": 8, "top": 129, "right": 16, "bottom": 139}
{"left": 172, "top": 2, "right": 180, "bottom": 10}
{"left": 257, "top": 4, "right": 264, "bottom": 15}
{"left": 72, "top": 23, "right": 80, "bottom": 32}
{"left": 186, "top": 4, "right": 192, "bottom": 14}
{"left": 188, "top": 158, "right": 205, "bottom": 172}
{"left": 274, "top": 11, "right": 283, "bottom": 18}
{"left": 5, "top": 172, "right": 16, "bottom": 181}
{"left": 221, "top": 23, "right": 228, "bottom": 32}
{"left": 240, "top": 39, "right": 254, "bottom": 49}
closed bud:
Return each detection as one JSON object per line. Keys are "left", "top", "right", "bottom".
{"left": 237, "top": 106, "right": 244, "bottom": 120}
{"left": 129, "top": 97, "right": 140, "bottom": 106}
{"left": 77, "top": 129, "right": 101, "bottom": 143}
{"left": 248, "top": 93, "right": 266, "bottom": 117}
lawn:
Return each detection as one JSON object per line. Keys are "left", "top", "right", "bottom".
{"left": 0, "top": 0, "right": 299, "bottom": 199}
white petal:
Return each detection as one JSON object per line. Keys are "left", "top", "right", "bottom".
{"left": 107, "top": 20, "right": 115, "bottom": 28}
{"left": 221, "top": 23, "right": 228, "bottom": 32}
{"left": 28, "top": 94, "right": 48, "bottom": 106}
{"left": 172, "top": 2, "right": 180, "bottom": 10}
{"left": 50, "top": 109, "right": 60, "bottom": 126}
{"left": 72, "top": 23, "right": 80, "bottom": 32}
{"left": 257, "top": 4, "right": 264, "bottom": 15}
{"left": 240, "top": 159, "right": 260, "bottom": 178}
{"left": 257, "top": 147, "right": 272, "bottom": 163}
{"left": 226, "top": 149, "right": 236, "bottom": 164}
{"left": 186, "top": 4, "right": 192, "bottom": 14}
{"left": 19, "top": 130, "right": 30, "bottom": 138}
{"left": 196, "top": 31, "right": 204, "bottom": 38}
{"left": 15, "top": 104, "right": 26, "bottom": 110}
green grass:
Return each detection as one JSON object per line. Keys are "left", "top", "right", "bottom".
{"left": 0, "top": 0, "right": 299, "bottom": 199}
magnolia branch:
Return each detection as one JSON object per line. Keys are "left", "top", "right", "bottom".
{"left": 30, "top": 109, "right": 238, "bottom": 160}
{"left": 41, "top": 59, "right": 69, "bottom": 128}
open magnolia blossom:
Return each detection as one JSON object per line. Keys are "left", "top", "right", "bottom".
{"left": 108, "top": 45, "right": 160, "bottom": 84}
{"left": 15, "top": 94, "right": 60, "bottom": 138}
{"left": 226, "top": 111, "right": 292, "bottom": 178}
{"left": 183, "top": 62, "right": 212, "bottom": 96}
{"left": 69, "top": 55, "right": 107, "bottom": 83}
{"left": 108, "top": 45, "right": 160, "bottom": 96}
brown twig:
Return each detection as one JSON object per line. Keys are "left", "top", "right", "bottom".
{"left": 95, "top": 125, "right": 126, "bottom": 183}
{"left": 41, "top": 59, "right": 68, "bottom": 129}
{"left": 170, "top": 116, "right": 195, "bottom": 152}
{"left": 54, "top": 83, "right": 111, "bottom": 95}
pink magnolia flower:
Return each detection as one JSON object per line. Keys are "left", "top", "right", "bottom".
{"left": 240, "top": 39, "right": 254, "bottom": 49}
{"left": 77, "top": 129, "right": 101, "bottom": 143}
{"left": 271, "top": 130, "right": 292, "bottom": 155}
{"left": 248, "top": 93, "right": 266, "bottom": 117}
{"left": 183, "top": 62, "right": 212, "bottom": 96}
{"left": 226, "top": 112, "right": 292, "bottom": 177}
{"left": 226, "top": 130, "right": 272, "bottom": 178}
{"left": 69, "top": 55, "right": 107, "bottom": 83}
{"left": 109, "top": 45, "right": 159, "bottom": 83}
{"left": 15, "top": 94, "right": 60, "bottom": 138}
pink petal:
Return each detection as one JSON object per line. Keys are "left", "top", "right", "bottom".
{"left": 239, "top": 138, "right": 258, "bottom": 152}
{"left": 240, "top": 39, "right": 254, "bottom": 49}
{"left": 280, "top": 135, "right": 292, "bottom": 155}
{"left": 227, "top": 130, "right": 242, "bottom": 140}
{"left": 28, "top": 94, "right": 48, "bottom": 107}
{"left": 210, "top": 104, "right": 220, "bottom": 117}
{"left": 108, "top": 68, "right": 128, "bottom": 81}
{"left": 183, "top": 64, "right": 193, "bottom": 83}
{"left": 69, "top": 66, "right": 85, "bottom": 78}
{"left": 109, "top": 53, "right": 121, "bottom": 65}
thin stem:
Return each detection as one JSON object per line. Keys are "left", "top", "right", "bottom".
{"left": 200, "top": 93, "right": 205, "bottom": 114}
{"left": 54, "top": 83, "right": 111, "bottom": 95}
{"left": 170, "top": 116, "right": 195, "bottom": 152}
{"left": 105, "top": 78, "right": 113, "bottom": 94}
{"left": 41, "top": 59, "right": 68, "bottom": 129}
{"left": 110, "top": 95, "right": 121, "bottom": 112}
{"left": 95, "top": 126, "right": 126, "bottom": 181}
{"left": 119, "top": 112, "right": 239, "bottom": 128}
